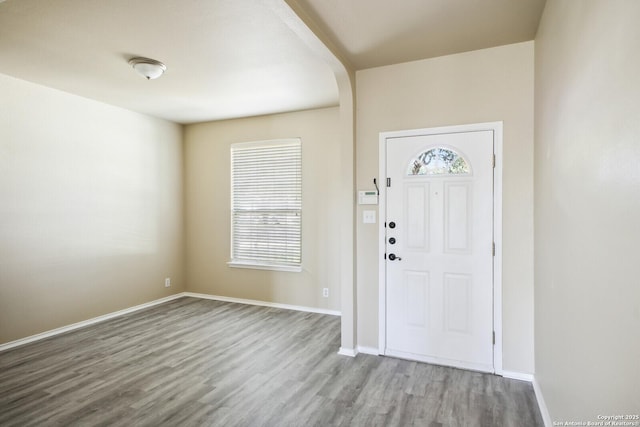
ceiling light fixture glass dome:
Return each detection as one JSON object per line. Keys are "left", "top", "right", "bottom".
{"left": 128, "top": 57, "right": 167, "bottom": 80}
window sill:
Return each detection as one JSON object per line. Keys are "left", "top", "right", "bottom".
{"left": 227, "top": 261, "right": 302, "bottom": 273}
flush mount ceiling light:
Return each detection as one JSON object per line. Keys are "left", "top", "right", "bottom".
{"left": 128, "top": 57, "right": 166, "bottom": 80}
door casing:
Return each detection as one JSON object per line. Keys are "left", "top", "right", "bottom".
{"left": 378, "top": 121, "right": 503, "bottom": 375}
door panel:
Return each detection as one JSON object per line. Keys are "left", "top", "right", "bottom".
{"left": 405, "top": 184, "right": 428, "bottom": 250}
{"left": 444, "top": 182, "right": 471, "bottom": 253}
{"left": 384, "top": 130, "right": 494, "bottom": 372}
{"left": 405, "top": 271, "right": 428, "bottom": 327}
{"left": 444, "top": 273, "right": 471, "bottom": 333}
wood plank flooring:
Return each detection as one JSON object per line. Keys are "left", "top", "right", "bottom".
{"left": 0, "top": 297, "right": 543, "bottom": 426}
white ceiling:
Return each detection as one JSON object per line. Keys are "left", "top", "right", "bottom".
{"left": 296, "top": 0, "right": 546, "bottom": 69}
{"left": 0, "top": 0, "right": 546, "bottom": 124}
{"left": 0, "top": 0, "right": 339, "bottom": 124}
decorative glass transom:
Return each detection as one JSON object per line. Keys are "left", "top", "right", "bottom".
{"left": 408, "top": 147, "right": 470, "bottom": 175}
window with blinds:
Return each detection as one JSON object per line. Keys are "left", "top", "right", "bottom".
{"left": 229, "top": 139, "right": 302, "bottom": 271}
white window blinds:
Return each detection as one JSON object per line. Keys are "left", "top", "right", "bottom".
{"left": 230, "top": 139, "right": 302, "bottom": 269}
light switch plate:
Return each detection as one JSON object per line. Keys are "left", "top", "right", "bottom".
{"left": 363, "top": 210, "right": 376, "bottom": 224}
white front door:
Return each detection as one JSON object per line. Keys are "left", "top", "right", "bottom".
{"left": 384, "top": 130, "right": 494, "bottom": 372}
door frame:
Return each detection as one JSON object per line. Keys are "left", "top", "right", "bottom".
{"left": 378, "top": 121, "right": 503, "bottom": 375}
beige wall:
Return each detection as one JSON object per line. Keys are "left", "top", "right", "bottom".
{"left": 0, "top": 74, "right": 184, "bottom": 344}
{"left": 535, "top": 0, "right": 640, "bottom": 419}
{"left": 184, "top": 107, "right": 342, "bottom": 311}
{"left": 356, "top": 42, "right": 535, "bottom": 373}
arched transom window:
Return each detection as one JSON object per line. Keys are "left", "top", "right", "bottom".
{"left": 408, "top": 147, "right": 470, "bottom": 175}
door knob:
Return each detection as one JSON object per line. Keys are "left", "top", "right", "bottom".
{"left": 388, "top": 253, "right": 402, "bottom": 261}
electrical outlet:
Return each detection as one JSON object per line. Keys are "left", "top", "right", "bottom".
{"left": 165, "top": 278, "right": 171, "bottom": 288}
{"left": 322, "top": 288, "right": 329, "bottom": 298}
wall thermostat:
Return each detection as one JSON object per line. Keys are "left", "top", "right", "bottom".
{"left": 358, "top": 190, "right": 378, "bottom": 205}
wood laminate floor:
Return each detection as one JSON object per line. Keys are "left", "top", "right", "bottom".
{"left": 0, "top": 297, "right": 543, "bottom": 426}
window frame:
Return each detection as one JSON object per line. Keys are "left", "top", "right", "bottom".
{"left": 227, "top": 138, "right": 302, "bottom": 273}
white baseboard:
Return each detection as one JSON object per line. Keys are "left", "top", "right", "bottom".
{"left": 338, "top": 347, "right": 357, "bottom": 357}
{"left": 357, "top": 346, "right": 380, "bottom": 355}
{"left": 500, "top": 371, "right": 551, "bottom": 427}
{"left": 183, "top": 292, "right": 341, "bottom": 316}
{"left": 1, "top": 291, "right": 341, "bottom": 353}
{"left": 0, "top": 293, "right": 185, "bottom": 353}
{"left": 501, "top": 370, "right": 534, "bottom": 382}
{"left": 533, "top": 376, "right": 552, "bottom": 427}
